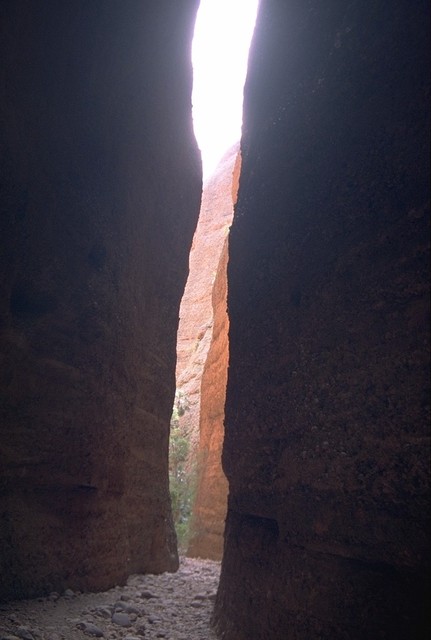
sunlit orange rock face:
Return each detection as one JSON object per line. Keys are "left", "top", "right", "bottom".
{"left": 186, "top": 237, "right": 230, "bottom": 559}
{"left": 176, "top": 143, "right": 239, "bottom": 450}
{"left": 176, "top": 144, "right": 241, "bottom": 558}
{"left": 187, "top": 151, "right": 242, "bottom": 560}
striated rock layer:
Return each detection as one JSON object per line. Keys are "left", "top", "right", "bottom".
{"left": 0, "top": 1, "right": 201, "bottom": 599}
{"left": 214, "top": 1, "right": 430, "bottom": 639}
{"left": 176, "top": 143, "right": 239, "bottom": 457}
{"left": 187, "top": 151, "right": 242, "bottom": 560}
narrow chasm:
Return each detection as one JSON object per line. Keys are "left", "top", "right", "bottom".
{"left": 169, "top": 0, "right": 256, "bottom": 566}
{"left": 1, "top": 1, "right": 429, "bottom": 639}
{"left": 171, "top": 144, "right": 241, "bottom": 560}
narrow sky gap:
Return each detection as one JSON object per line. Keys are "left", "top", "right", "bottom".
{"left": 192, "top": 0, "right": 259, "bottom": 179}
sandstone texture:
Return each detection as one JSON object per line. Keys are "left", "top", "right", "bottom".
{"left": 214, "top": 1, "right": 430, "bottom": 639}
{"left": 186, "top": 238, "right": 230, "bottom": 561}
{"left": 175, "top": 145, "right": 239, "bottom": 561}
{"left": 2, "top": 1, "right": 430, "bottom": 636}
{"left": 187, "top": 151, "right": 242, "bottom": 560}
{"left": 0, "top": 1, "right": 201, "bottom": 599}
{"left": 176, "top": 143, "right": 239, "bottom": 455}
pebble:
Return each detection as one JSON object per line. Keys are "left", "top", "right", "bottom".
{"left": 95, "top": 607, "right": 112, "bottom": 619}
{"left": 48, "top": 593, "right": 60, "bottom": 602}
{"left": 76, "top": 622, "right": 104, "bottom": 637}
{"left": 123, "top": 605, "right": 142, "bottom": 615}
{"left": 16, "top": 628, "right": 34, "bottom": 640}
{"left": 111, "top": 612, "right": 131, "bottom": 627}
{"left": 0, "top": 558, "right": 220, "bottom": 640}
{"left": 113, "top": 603, "right": 141, "bottom": 616}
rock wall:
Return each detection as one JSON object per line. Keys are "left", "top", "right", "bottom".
{"left": 187, "top": 150, "right": 242, "bottom": 560}
{"left": 0, "top": 1, "right": 201, "bottom": 600}
{"left": 214, "top": 1, "right": 430, "bottom": 639}
{"left": 176, "top": 145, "right": 239, "bottom": 456}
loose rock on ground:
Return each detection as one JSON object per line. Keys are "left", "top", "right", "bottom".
{"left": 0, "top": 558, "right": 220, "bottom": 640}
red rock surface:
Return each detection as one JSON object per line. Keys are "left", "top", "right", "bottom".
{"left": 176, "top": 143, "right": 239, "bottom": 453}
{"left": 186, "top": 237, "right": 230, "bottom": 560}
{"left": 176, "top": 144, "right": 241, "bottom": 558}
{"left": 0, "top": 1, "right": 201, "bottom": 600}
{"left": 214, "top": 1, "right": 430, "bottom": 638}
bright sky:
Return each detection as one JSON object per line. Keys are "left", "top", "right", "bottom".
{"left": 192, "top": 0, "right": 259, "bottom": 179}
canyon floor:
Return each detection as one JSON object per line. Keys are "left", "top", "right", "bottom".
{"left": 0, "top": 558, "right": 220, "bottom": 640}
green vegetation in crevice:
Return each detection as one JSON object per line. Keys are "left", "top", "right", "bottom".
{"left": 169, "top": 390, "right": 196, "bottom": 552}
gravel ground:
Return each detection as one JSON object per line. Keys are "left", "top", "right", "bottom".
{"left": 0, "top": 558, "right": 220, "bottom": 640}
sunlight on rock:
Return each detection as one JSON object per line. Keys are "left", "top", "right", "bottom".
{"left": 192, "top": 0, "right": 258, "bottom": 178}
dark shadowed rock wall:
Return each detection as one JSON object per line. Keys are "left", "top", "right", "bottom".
{"left": 0, "top": 1, "right": 201, "bottom": 599}
{"left": 215, "top": 1, "right": 430, "bottom": 639}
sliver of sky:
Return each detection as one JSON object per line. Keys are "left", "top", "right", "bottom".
{"left": 192, "top": 0, "right": 259, "bottom": 179}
